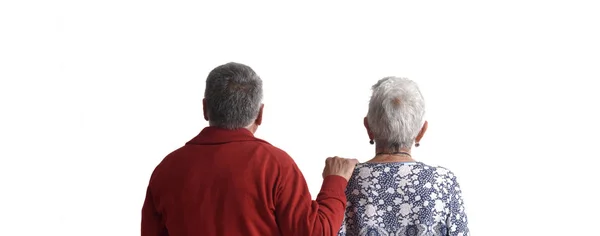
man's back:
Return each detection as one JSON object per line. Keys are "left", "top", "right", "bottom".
{"left": 146, "top": 128, "right": 281, "bottom": 235}
{"left": 142, "top": 127, "right": 351, "bottom": 236}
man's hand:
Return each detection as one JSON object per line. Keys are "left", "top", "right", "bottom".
{"left": 322, "top": 156, "right": 359, "bottom": 181}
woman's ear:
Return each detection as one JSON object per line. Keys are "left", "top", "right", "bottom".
{"left": 364, "top": 117, "right": 374, "bottom": 140}
{"left": 415, "top": 120, "right": 428, "bottom": 143}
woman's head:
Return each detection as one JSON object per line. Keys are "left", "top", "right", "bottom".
{"left": 365, "top": 77, "right": 427, "bottom": 150}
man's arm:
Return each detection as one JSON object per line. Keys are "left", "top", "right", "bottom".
{"left": 141, "top": 187, "right": 168, "bottom": 236}
{"left": 274, "top": 156, "right": 355, "bottom": 236}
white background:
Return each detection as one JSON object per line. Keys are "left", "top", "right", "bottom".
{"left": 1, "top": 1, "right": 599, "bottom": 235}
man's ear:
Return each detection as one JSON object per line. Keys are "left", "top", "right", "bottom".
{"left": 255, "top": 104, "right": 264, "bottom": 126}
{"left": 415, "top": 120, "right": 428, "bottom": 143}
{"left": 203, "top": 98, "right": 209, "bottom": 121}
{"left": 364, "top": 117, "right": 374, "bottom": 140}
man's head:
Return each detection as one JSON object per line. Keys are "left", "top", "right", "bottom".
{"left": 203, "top": 62, "right": 264, "bottom": 132}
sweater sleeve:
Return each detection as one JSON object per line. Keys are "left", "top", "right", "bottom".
{"left": 274, "top": 157, "right": 348, "bottom": 236}
{"left": 141, "top": 187, "right": 169, "bottom": 236}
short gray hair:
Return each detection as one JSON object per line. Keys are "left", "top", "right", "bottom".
{"left": 367, "top": 77, "right": 426, "bottom": 149}
{"left": 204, "top": 62, "right": 263, "bottom": 129}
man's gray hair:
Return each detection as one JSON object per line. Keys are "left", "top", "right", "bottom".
{"left": 367, "top": 77, "right": 426, "bottom": 149}
{"left": 204, "top": 62, "right": 263, "bottom": 129}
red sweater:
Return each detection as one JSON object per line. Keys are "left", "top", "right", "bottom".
{"left": 141, "top": 127, "right": 348, "bottom": 236}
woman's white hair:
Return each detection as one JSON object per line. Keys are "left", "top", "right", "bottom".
{"left": 367, "top": 76, "right": 426, "bottom": 149}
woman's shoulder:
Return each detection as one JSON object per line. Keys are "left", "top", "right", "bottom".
{"left": 420, "top": 162, "right": 461, "bottom": 181}
{"left": 352, "top": 162, "right": 460, "bottom": 180}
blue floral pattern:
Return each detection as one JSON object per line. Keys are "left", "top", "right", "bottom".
{"left": 338, "top": 162, "right": 469, "bottom": 236}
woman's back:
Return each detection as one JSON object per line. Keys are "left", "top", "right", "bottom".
{"left": 338, "top": 162, "right": 469, "bottom": 236}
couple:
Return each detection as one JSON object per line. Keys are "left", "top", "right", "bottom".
{"left": 141, "top": 62, "right": 469, "bottom": 236}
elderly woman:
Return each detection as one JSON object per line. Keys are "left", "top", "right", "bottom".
{"left": 338, "top": 77, "right": 469, "bottom": 236}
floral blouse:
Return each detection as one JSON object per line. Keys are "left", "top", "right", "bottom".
{"left": 338, "top": 162, "right": 469, "bottom": 236}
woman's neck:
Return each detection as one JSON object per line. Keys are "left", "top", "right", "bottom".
{"left": 368, "top": 146, "right": 415, "bottom": 163}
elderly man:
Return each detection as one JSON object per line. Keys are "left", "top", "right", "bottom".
{"left": 141, "top": 62, "right": 358, "bottom": 236}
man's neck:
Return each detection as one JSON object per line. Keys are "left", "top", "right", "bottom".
{"left": 206, "top": 124, "right": 257, "bottom": 134}
{"left": 245, "top": 124, "right": 258, "bottom": 134}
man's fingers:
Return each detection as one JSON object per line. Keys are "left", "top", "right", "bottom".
{"left": 326, "top": 156, "right": 339, "bottom": 163}
{"left": 325, "top": 156, "right": 359, "bottom": 166}
{"left": 326, "top": 157, "right": 358, "bottom": 162}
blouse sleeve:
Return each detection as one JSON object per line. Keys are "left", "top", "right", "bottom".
{"left": 448, "top": 174, "right": 469, "bottom": 236}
